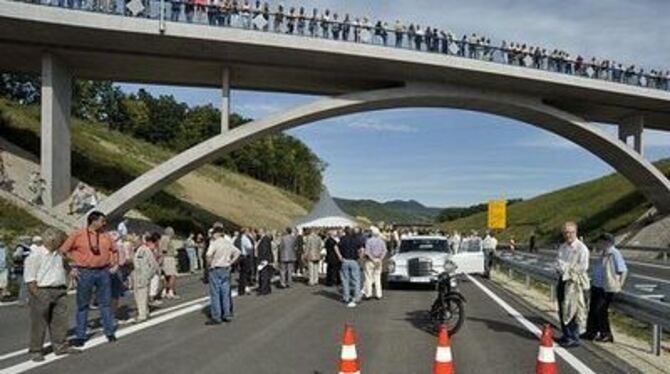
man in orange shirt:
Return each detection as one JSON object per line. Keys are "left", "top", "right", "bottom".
{"left": 60, "top": 211, "right": 118, "bottom": 346}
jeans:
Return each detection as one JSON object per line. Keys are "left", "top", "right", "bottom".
{"left": 208, "top": 267, "right": 232, "bottom": 322}
{"left": 76, "top": 268, "right": 116, "bottom": 341}
{"left": 557, "top": 280, "right": 579, "bottom": 342}
{"left": 340, "top": 259, "right": 361, "bottom": 303}
{"left": 17, "top": 274, "right": 29, "bottom": 304}
{"left": 170, "top": 2, "right": 180, "bottom": 21}
{"left": 186, "top": 247, "right": 198, "bottom": 272}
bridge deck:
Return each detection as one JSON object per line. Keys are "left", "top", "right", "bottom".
{"left": 1, "top": 2, "right": 670, "bottom": 129}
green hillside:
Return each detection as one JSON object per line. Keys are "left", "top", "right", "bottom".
{"left": 0, "top": 98, "right": 311, "bottom": 233}
{"left": 335, "top": 198, "right": 442, "bottom": 224}
{"left": 439, "top": 160, "right": 670, "bottom": 244}
{"left": 0, "top": 197, "right": 51, "bottom": 244}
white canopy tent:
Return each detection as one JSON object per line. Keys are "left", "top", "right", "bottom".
{"left": 295, "top": 188, "right": 358, "bottom": 229}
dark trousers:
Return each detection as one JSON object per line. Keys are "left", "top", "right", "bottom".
{"left": 29, "top": 287, "right": 69, "bottom": 352}
{"left": 237, "top": 255, "right": 252, "bottom": 295}
{"left": 257, "top": 265, "right": 273, "bottom": 295}
{"left": 325, "top": 261, "right": 341, "bottom": 286}
{"left": 556, "top": 280, "right": 579, "bottom": 342}
{"left": 586, "top": 287, "right": 614, "bottom": 338}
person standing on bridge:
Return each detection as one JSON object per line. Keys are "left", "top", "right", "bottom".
{"left": 583, "top": 233, "right": 627, "bottom": 343}
{"left": 206, "top": 227, "right": 240, "bottom": 324}
{"left": 24, "top": 229, "right": 81, "bottom": 362}
{"left": 235, "top": 227, "right": 254, "bottom": 295}
{"left": 336, "top": 227, "right": 364, "bottom": 308}
{"left": 555, "top": 221, "right": 589, "bottom": 348}
{"left": 60, "top": 211, "right": 118, "bottom": 346}
{"left": 278, "top": 228, "right": 297, "bottom": 288}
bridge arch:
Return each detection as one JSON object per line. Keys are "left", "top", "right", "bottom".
{"left": 96, "top": 83, "right": 670, "bottom": 219}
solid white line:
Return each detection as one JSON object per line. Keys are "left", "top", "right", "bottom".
{"left": 626, "top": 260, "right": 670, "bottom": 271}
{"left": 0, "top": 296, "right": 210, "bottom": 364}
{"left": 0, "top": 302, "right": 209, "bottom": 374}
{"left": 466, "top": 275, "right": 596, "bottom": 374}
{"left": 629, "top": 273, "right": 670, "bottom": 285}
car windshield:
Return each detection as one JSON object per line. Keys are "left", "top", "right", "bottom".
{"left": 399, "top": 239, "right": 449, "bottom": 253}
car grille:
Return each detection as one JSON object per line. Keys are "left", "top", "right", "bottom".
{"left": 408, "top": 258, "right": 432, "bottom": 277}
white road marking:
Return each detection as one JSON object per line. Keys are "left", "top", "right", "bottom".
{"left": 625, "top": 260, "right": 670, "bottom": 271}
{"left": 466, "top": 275, "right": 596, "bottom": 374}
{"left": 629, "top": 273, "right": 670, "bottom": 285}
{"left": 0, "top": 295, "right": 212, "bottom": 365}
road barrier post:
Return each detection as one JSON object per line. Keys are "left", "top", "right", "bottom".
{"left": 651, "top": 324, "right": 662, "bottom": 356}
{"left": 508, "top": 268, "right": 513, "bottom": 279}
{"left": 549, "top": 285, "right": 555, "bottom": 302}
{"left": 159, "top": 0, "right": 166, "bottom": 33}
{"left": 525, "top": 274, "right": 531, "bottom": 289}
{"left": 663, "top": 251, "right": 668, "bottom": 262}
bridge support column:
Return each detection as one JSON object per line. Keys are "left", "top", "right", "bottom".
{"left": 618, "top": 115, "right": 644, "bottom": 156}
{"left": 40, "top": 53, "right": 72, "bottom": 208}
{"left": 221, "top": 67, "right": 230, "bottom": 132}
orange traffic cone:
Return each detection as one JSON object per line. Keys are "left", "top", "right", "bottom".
{"left": 433, "top": 325, "right": 454, "bottom": 374}
{"left": 536, "top": 324, "right": 558, "bottom": 374}
{"left": 338, "top": 324, "right": 361, "bottom": 374}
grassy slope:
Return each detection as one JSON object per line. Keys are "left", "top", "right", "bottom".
{"left": 0, "top": 197, "right": 50, "bottom": 244}
{"left": 439, "top": 160, "right": 670, "bottom": 244}
{"left": 0, "top": 98, "right": 311, "bottom": 232}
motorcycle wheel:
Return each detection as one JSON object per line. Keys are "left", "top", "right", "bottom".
{"left": 430, "top": 296, "right": 465, "bottom": 336}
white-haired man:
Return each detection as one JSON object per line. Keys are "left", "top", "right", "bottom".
{"left": 363, "top": 226, "right": 387, "bottom": 300}
{"left": 555, "top": 221, "right": 589, "bottom": 348}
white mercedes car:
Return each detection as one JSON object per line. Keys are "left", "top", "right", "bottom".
{"left": 386, "top": 235, "right": 485, "bottom": 284}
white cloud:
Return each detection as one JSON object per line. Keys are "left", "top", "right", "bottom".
{"left": 347, "top": 119, "right": 418, "bottom": 133}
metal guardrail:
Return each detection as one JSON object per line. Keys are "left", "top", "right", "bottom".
{"left": 494, "top": 254, "right": 668, "bottom": 356}
{"left": 619, "top": 245, "right": 670, "bottom": 261}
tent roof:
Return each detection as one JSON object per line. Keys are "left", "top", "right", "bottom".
{"left": 294, "top": 188, "right": 358, "bottom": 229}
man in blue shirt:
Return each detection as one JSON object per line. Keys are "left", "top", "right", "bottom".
{"left": 335, "top": 227, "right": 364, "bottom": 308}
{"left": 583, "top": 233, "right": 627, "bottom": 343}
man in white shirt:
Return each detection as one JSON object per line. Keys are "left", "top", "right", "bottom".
{"left": 206, "top": 227, "right": 241, "bottom": 325}
{"left": 24, "top": 230, "right": 81, "bottom": 362}
{"left": 555, "top": 221, "right": 589, "bottom": 348}
{"left": 482, "top": 232, "right": 498, "bottom": 278}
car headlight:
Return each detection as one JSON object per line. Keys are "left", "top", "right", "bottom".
{"left": 443, "top": 260, "right": 457, "bottom": 274}
{"left": 387, "top": 260, "right": 395, "bottom": 274}
{"left": 450, "top": 277, "right": 458, "bottom": 288}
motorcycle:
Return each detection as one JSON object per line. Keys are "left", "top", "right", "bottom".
{"left": 429, "top": 261, "right": 466, "bottom": 336}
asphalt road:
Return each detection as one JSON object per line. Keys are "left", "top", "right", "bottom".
{"left": 0, "top": 273, "right": 622, "bottom": 374}
{"left": 514, "top": 249, "right": 670, "bottom": 302}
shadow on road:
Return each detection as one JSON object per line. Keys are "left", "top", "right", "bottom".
{"left": 466, "top": 316, "right": 538, "bottom": 341}
{"left": 312, "top": 289, "right": 342, "bottom": 303}
{"left": 403, "top": 309, "right": 437, "bottom": 337}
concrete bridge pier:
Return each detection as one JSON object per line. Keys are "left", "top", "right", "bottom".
{"left": 221, "top": 67, "right": 230, "bottom": 132}
{"left": 619, "top": 115, "right": 645, "bottom": 155}
{"left": 40, "top": 53, "right": 72, "bottom": 208}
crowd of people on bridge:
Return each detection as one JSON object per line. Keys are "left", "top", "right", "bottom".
{"left": 24, "top": 0, "right": 670, "bottom": 92}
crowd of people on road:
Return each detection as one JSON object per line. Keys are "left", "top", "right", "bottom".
{"left": 0, "top": 209, "right": 631, "bottom": 360}
{"left": 23, "top": 0, "right": 670, "bottom": 91}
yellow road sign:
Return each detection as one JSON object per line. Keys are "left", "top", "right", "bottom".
{"left": 488, "top": 200, "right": 507, "bottom": 229}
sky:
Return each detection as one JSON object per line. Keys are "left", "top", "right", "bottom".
{"left": 120, "top": 0, "right": 670, "bottom": 208}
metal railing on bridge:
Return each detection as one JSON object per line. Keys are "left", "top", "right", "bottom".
{"left": 494, "top": 254, "right": 669, "bottom": 356}
{"left": 9, "top": 0, "right": 670, "bottom": 93}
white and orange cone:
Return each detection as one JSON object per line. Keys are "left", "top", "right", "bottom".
{"left": 338, "top": 324, "right": 361, "bottom": 374}
{"left": 536, "top": 324, "right": 558, "bottom": 374}
{"left": 433, "top": 325, "right": 454, "bottom": 374}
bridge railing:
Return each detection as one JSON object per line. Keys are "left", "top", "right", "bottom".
{"left": 9, "top": 0, "right": 670, "bottom": 93}
{"left": 494, "top": 254, "right": 668, "bottom": 356}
